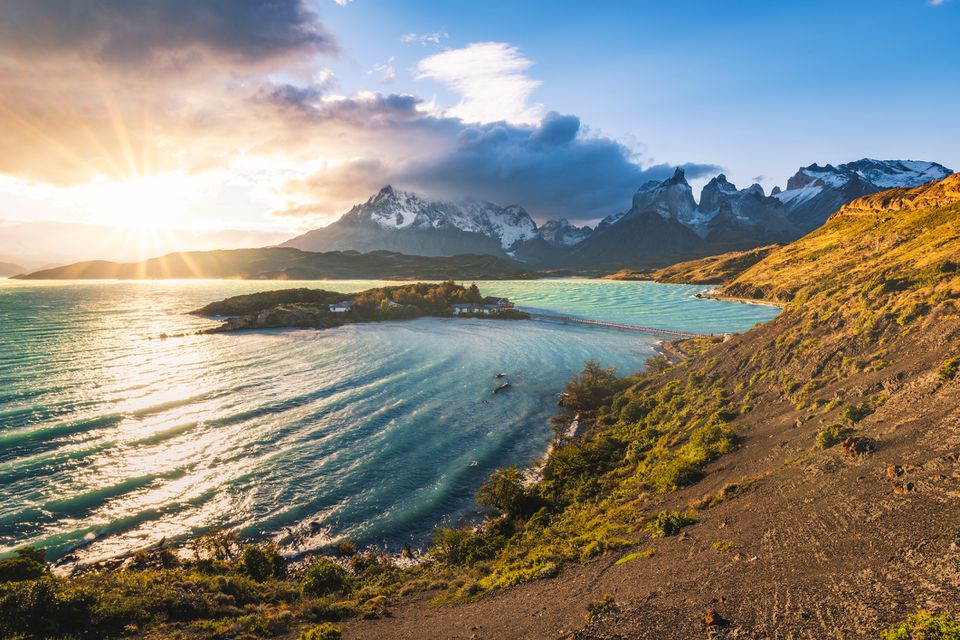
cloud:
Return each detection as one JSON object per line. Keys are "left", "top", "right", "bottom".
{"left": 401, "top": 31, "right": 449, "bottom": 46}
{"left": 415, "top": 42, "right": 542, "bottom": 124}
{"left": 264, "top": 97, "right": 720, "bottom": 223}
{"left": 0, "top": 6, "right": 718, "bottom": 232}
{"left": 0, "top": 0, "right": 337, "bottom": 70}
{"left": 930, "top": 0, "right": 949, "bottom": 5}
{"left": 369, "top": 57, "right": 398, "bottom": 84}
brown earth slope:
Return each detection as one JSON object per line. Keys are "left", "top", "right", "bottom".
{"left": 603, "top": 244, "right": 781, "bottom": 285}
{"left": 347, "top": 175, "right": 960, "bottom": 639}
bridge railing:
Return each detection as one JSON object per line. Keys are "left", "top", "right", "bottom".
{"left": 527, "top": 313, "right": 716, "bottom": 339}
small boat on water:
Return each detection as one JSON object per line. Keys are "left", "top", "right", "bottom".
{"left": 495, "top": 372, "right": 506, "bottom": 378}
{"left": 493, "top": 382, "right": 511, "bottom": 395}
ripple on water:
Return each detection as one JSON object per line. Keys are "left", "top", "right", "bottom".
{"left": 0, "top": 279, "right": 778, "bottom": 561}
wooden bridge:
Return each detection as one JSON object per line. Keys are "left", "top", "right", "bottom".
{"left": 528, "top": 313, "right": 715, "bottom": 340}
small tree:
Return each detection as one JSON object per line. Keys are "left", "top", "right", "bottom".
{"left": 476, "top": 467, "right": 534, "bottom": 519}
{"left": 562, "top": 360, "right": 620, "bottom": 414}
{"left": 240, "top": 544, "right": 283, "bottom": 582}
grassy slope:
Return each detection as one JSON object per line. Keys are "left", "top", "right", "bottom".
{"left": 351, "top": 174, "right": 960, "bottom": 638}
{"left": 603, "top": 244, "right": 780, "bottom": 284}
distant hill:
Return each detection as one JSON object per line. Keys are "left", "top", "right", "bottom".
{"left": 0, "top": 261, "right": 25, "bottom": 277}
{"left": 12, "top": 248, "right": 537, "bottom": 281}
{"left": 0, "top": 220, "right": 293, "bottom": 269}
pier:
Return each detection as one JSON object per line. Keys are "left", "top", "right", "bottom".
{"left": 527, "top": 313, "right": 714, "bottom": 340}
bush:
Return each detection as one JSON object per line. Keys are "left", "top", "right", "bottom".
{"left": 299, "top": 622, "right": 343, "bottom": 640}
{"left": 240, "top": 544, "right": 283, "bottom": 582}
{"left": 0, "top": 557, "right": 46, "bottom": 583}
{"left": 881, "top": 610, "right": 960, "bottom": 640}
{"left": 645, "top": 354, "right": 672, "bottom": 374}
{"left": 645, "top": 511, "right": 696, "bottom": 538}
{"left": 477, "top": 467, "right": 541, "bottom": 520}
{"left": 938, "top": 357, "right": 959, "bottom": 382}
{"left": 430, "top": 528, "right": 498, "bottom": 567}
{"left": 301, "top": 559, "right": 350, "bottom": 597}
{"left": 816, "top": 423, "right": 854, "bottom": 449}
{"left": 842, "top": 403, "right": 872, "bottom": 424}
{"left": 585, "top": 594, "right": 618, "bottom": 622}
{"left": 0, "top": 577, "right": 97, "bottom": 638}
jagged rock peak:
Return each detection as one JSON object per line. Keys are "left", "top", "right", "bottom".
{"left": 538, "top": 218, "right": 593, "bottom": 247}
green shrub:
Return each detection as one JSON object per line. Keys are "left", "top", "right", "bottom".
{"left": 477, "top": 467, "right": 542, "bottom": 520}
{"left": 880, "top": 610, "right": 960, "bottom": 640}
{"left": 0, "top": 577, "right": 97, "bottom": 638}
{"left": 816, "top": 423, "right": 854, "bottom": 449}
{"left": 0, "top": 551, "right": 47, "bottom": 582}
{"left": 301, "top": 559, "right": 350, "bottom": 598}
{"left": 240, "top": 544, "right": 283, "bottom": 582}
{"left": 430, "top": 528, "right": 498, "bottom": 567}
{"left": 585, "top": 594, "right": 618, "bottom": 621}
{"left": 614, "top": 549, "right": 656, "bottom": 565}
{"left": 938, "top": 357, "right": 959, "bottom": 381}
{"left": 645, "top": 511, "right": 696, "bottom": 538}
{"left": 299, "top": 622, "right": 343, "bottom": 640}
{"left": 645, "top": 354, "right": 672, "bottom": 374}
{"left": 842, "top": 403, "right": 872, "bottom": 424}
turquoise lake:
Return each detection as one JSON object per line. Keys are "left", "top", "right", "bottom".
{"left": 0, "top": 279, "right": 778, "bottom": 563}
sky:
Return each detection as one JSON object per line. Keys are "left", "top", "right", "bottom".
{"left": 0, "top": 0, "right": 957, "bottom": 247}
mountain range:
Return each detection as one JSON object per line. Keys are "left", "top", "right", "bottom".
{"left": 283, "top": 159, "right": 952, "bottom": 269}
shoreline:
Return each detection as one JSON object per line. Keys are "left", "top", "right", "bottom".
{"left": 24, "top": 286, "right": 773, "bottom": 571}
{"left": 697, "top": 289, "right": 781, "bottom": 308}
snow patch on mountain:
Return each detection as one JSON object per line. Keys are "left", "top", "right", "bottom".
{"left": 347, "top": 186, "right": 538, "bottom": 251}
{"left": 538, "top": 219, "right": 593, "bottom": 247}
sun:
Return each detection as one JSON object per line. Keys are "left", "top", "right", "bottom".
{"left": 84, "top": 173, "right": 197, "bottom": 232}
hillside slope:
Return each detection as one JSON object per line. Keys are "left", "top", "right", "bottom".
{"left": 603, "top": 244, "right": 781, "bottom": 284}
{"left": 349, "top": 174, "right": 960, "bottom": 638}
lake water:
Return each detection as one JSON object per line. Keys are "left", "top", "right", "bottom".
{"left": 0, "top": 279, "right": 778, "bottom": 563}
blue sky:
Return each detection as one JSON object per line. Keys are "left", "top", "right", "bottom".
{"left": 322, "top": 0, "right": 959, "bottom": 192}
{"left": 0, "top": 0, "right": 956, "bottom": 241}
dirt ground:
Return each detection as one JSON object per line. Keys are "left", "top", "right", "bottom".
{"left": 345, "top": 322, "right": 960, "bottom": 639}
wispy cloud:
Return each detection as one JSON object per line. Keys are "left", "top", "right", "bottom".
{"left": 415, "top": 42, "right": 542, "bottom": 124}
{"left": 930, "top": 0, "right": 949, "bottom": 5}
{"left": 401, "top": 31, "right": 449, "bottom": 46}
{"left": 368, "top": 57, "right": 398, "bottom": 84}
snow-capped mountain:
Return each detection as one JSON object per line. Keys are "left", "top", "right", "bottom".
{"left": 774, "top": 159, "right": 952, "bottom": 232}
{"left": 283, "top": 186, "right": 540, "bottom": 258}
{"left": 282, "top": 158, "right": 953, "bottom": 270}
{"left": 537, "top": 219, "right": 593, "bottom": 248}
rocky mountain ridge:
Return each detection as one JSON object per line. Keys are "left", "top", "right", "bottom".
{"left": 281, "top": 159, "right": 953, "bottom": 269}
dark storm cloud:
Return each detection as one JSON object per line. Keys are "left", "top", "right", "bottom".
{"left": 395, "top": 111, "right": 719, "bottom": 222}
{"left": 263, "top": 93, "right": 721, "bottom": 222}
{"left": 0, "top": 0, "right": 336, "bottom": 67}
